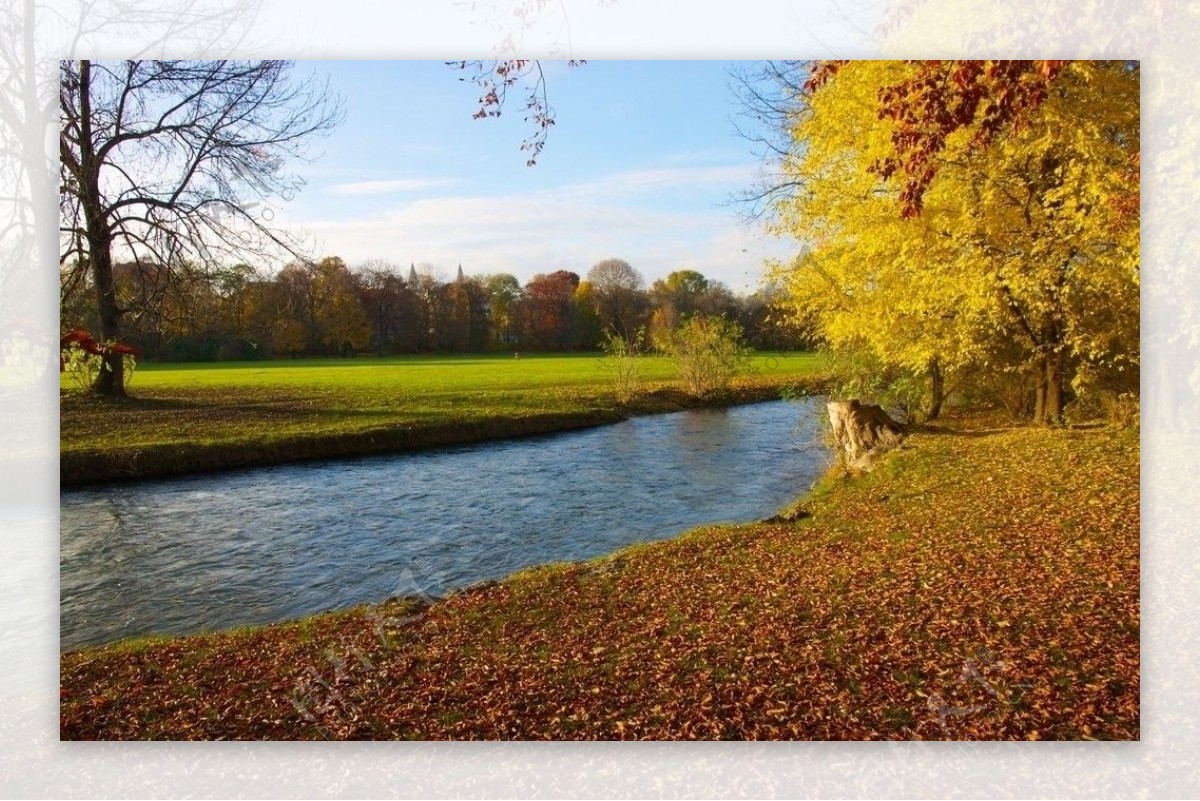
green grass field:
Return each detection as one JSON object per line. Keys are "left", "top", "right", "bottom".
{"left": 61, "top": 351, "right": 824, "bottom": 482}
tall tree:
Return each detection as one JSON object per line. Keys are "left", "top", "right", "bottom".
{"left": 650, "top": 270, "right": 708, "bottom": 317}
{"left": 256, "top": 263, "right": 311, "bottom": 357}
{"left": 409, "top": 264, "right": 449, "bottom": 351}
{"left": 311, "top": 256, "right": 370, "bottom": 355}
{"left": 648, "top": 269, "right": 709, "bottom": 349}
{"left": 767, "top": 62, "right": 981, "bottom": 419}
{"left": 59, "top": 60, "right": 343, "bottom": 394}
{"left": 765, "top": 60, "right": 1139, "bottom": 423}
{"left": 481, "top": 273, "right": 523, "bottom": 348}
{"left": 931, "top": 62, "right": 1140, "bottom": 422}
{"left": 585, "top": 257, "right": 646, "bottom": 342}
{"left": 523, "top": 270, "right": 579, "bottom": 351}
{"left": 571, "top": 280, "right": 603, "bottom": 350}
{"left": 445, "top": 273, "right": 489, "bottom": 352}
{"left": 356, "top": 260, "right": 419, "bottom": 355}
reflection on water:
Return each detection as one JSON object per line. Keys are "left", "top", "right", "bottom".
{"left": 60, "top": 398, "right": 829, "bottom": 649}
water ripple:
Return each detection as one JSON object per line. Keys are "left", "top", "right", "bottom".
{"left": 61, "top": 398, "right": 829, "bottom": 649}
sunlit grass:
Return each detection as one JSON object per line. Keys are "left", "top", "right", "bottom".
{"left": 60, "top": 351, "right": 824, "bottom": 479}
{"left": 87, "top": 351, "right": 815, "bottom": 390}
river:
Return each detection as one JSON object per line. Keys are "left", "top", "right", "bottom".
{"left": 60, "top": 398, "right": 830, "bottom": 649}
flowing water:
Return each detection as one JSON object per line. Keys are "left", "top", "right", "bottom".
{"left": 60, "top": 398, "right": 830, "bottom": 649}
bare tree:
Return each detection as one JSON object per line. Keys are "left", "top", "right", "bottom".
{"left": 59, "top": 59, "right": 343, "bottom": 395}
{"left": 586, "top": 257, "right": 646, "bottom": 343}
{"left": 728, "top": 60, "right": 813, "bottom": 221}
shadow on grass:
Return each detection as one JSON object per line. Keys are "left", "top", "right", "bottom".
{"left": 60, "top": 393, "right": 210, "bottom": 412}
{"left": 909, "top": 422, "right": 1014, "bottom": 439}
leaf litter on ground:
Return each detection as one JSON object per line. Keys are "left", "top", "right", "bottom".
{"left": 60, "top": 412, "right": 1139, "bottom": 740}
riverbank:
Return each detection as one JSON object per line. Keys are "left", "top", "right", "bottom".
{"left": 60, "top": 353, "right": 824, "bottom": 485}
{"left": 60, "top": 412, "right": 1139, "bottom": 740}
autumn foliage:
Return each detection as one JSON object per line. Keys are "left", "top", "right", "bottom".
{"left": 59, "top": 328, "right": 138, "bottom": 370}
{"left": 451, "top": 60, "right": 586, "bottom": 166}
{"left": 805, "top": 59, "right": 1069, "bottom": 217}
{"left": 769, "top": 60, "right": 1139, "bottom": 424}
{"left": 60, "top": 416, "right": 1138, "bottom": 740}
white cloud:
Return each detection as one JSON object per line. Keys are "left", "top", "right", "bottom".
{"left": 282, "top": 164, "right": 796, "bottom": 292}
{"left": 327, "top": 177, "right": 460, "bottom": 196}
{"left": 565, "top": 165, "right": 757, "bottom": 198}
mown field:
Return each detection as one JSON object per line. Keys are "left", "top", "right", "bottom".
{"left": 60, "top": 413, "right": 1139, "bottom": 740}
{"left": 60, "top": 351, "right": 824, "bottom": 484}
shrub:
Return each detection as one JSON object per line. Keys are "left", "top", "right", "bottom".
{"left": 59, "top": 329, "right": 138, "bottom": 393}
{"left": 660, "top": 315, "right": 750, "bottom": 397}
{"left": 599, "top": 327, "right": 646, "bottom": 404}
{"left": 60, "top": 344, "right": 101, "bottom": 393}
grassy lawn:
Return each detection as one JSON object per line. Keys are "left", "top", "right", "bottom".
{"left": 60, "top": 351, "right": 824, "bottom": 483}
{"left": 59, "top": 413, "right": 1139, "bottom": 740}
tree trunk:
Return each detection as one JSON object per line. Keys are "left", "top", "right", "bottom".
{"left": 1034, "top": 365, "right": 1045, "bottom": 425}
{"left": 82, "top": 226, "right": 125, "bottom": 385}
{"left": 87, "top": 233, "right": 127, "bottom": 396}
{"left": 827, "top": 400, "right": 906, "bottom": 471}
{"left": 927, "top": 357, "right": 945, "bottom": 421}
{"left": 1032, "top": 352, "right": 1064, "bottom": 425}
{"left": 77, "top": 60, "right": 127, "bottom": 396}
{"left": 1045, "top": 351, "right": 1064, "bottom": 423}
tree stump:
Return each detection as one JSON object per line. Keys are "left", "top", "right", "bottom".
{"left": 827, "top": 400, "right": 906, "bottom": 471}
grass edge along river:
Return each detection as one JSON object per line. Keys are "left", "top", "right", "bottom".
{"left": 60, "top": 406, "right": 1139, "bottom": 740}
{"left": 60, "top": 352, "right": 825, "bottom": 485}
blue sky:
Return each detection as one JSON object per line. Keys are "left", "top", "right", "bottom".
{"left": 272, "top": 60, "right": 797, "bottom": 292}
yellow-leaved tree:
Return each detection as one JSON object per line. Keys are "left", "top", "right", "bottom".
{"left": 768, "top": 61, "right": 992, "bottom": 420}
{"left": 765, "top": 60, "right": 1139, "bottom": 424}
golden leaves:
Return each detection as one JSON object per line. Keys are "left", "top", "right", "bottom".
{"left": 60, "top": 416, "right": 1138, "bottom": 741}
{"left": 775, "top": 61, "right": 1140, "bottom": 420}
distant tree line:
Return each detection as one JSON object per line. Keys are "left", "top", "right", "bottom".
{"left": 59, "top": 255, "right": 808, "bottom": 362}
